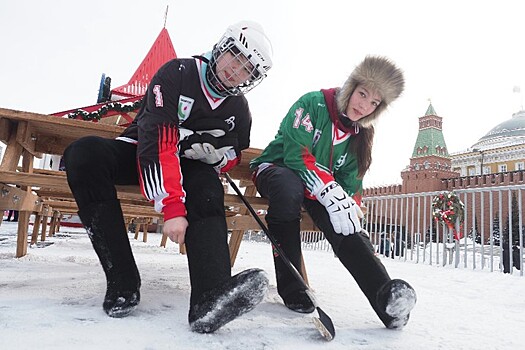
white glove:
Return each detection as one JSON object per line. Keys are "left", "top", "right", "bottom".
{"left": 315, "top": 181, "right": 362, "bottom": 235}
{"left": 183, "top": 141, "right": 231, "bottom": 167}
{"left": 178, "top": 119, "right": 237, "bottom": 168}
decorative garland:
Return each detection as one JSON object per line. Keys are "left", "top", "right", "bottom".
{"left": 432, "top": 191, "right": 465, "bottom": 240}
{"left": 67, "top": 99, "right": 143, "bottom": 121}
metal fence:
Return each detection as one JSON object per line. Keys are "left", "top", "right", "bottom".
{"left": 241, "top": 185, "right": 525, "bottom": 276}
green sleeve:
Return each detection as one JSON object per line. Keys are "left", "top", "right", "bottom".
{"left": 280, "top": 93, "right": 335, "bottom": 196}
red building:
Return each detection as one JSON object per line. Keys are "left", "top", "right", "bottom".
{"left": 363, "top": 104, "right": 525, "bottom": 247}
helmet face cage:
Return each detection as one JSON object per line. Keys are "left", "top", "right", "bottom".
{"left": 207, "top": 36, "right": 265, "bottom": 97}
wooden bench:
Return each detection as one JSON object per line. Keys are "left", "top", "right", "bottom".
{"left": 0, "top": 108, "right": 318, "bottom": 282}
{"left": 1, "top": 151, "right": 317, "bottom": 284}
{"left": 0, "top": 168, "right": 163, "bottom": 242}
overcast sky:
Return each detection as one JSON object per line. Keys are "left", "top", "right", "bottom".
{"left": 1, "top": 0, "right": 524, "bottom": 186}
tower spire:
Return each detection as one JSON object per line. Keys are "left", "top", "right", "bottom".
{"left": 163, "top": 5, "right": 169, "bottom": 28}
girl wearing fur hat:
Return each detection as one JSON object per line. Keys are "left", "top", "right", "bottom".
{"left": 250, "top": 56, "right": 416, "bottom": 329}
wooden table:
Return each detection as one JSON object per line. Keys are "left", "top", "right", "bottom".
{"left": 0, "top": 107, "right": 125, "bottom": 257}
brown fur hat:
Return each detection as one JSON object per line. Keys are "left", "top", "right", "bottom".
{"left": 336, "top": 56, "right": 404, "bottom": 128}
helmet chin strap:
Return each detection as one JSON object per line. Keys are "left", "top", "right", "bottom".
{"left": 194, "top": 54, "right": 226, "bottom": 99}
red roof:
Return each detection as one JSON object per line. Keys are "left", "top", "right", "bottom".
{"left": 52, "top": 28, "right": 177, "bottom": 125}
{"left": 111, "top": 28, "right": 177, "bottom": 98}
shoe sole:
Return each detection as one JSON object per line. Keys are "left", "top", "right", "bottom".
{"left": 190, "top": 268, "right": 269, "bottom": 333}
{"left": 385, "top": 280, "right": 417, "bottom": 329}
{"left": 105, "top": 292, "right": 140, "bottom": 318}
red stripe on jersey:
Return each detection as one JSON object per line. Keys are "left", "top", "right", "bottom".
{"left": 352, "top": 192, "right": 362, "bottom": 206}
{"left": 155, "top": 124, "right": 186, "bottom": 220}
{"left": 301, "top": 146, "right": 334, "bottom": 183}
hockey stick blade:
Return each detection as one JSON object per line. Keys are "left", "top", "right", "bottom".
{"left": 224, "top": 173, "right": 336, "bottom": 341}
{"left": 313, "top": 307, "right": 335, "bottom": 341}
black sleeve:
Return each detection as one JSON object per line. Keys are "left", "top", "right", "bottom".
{"left": 136, "top": 60, "right": 187, "bottom": 220}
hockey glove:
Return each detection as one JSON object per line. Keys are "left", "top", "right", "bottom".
{"left": 180, "top": 132, "right": 238, "bottom": 167}
{"left": 316, "top": 181, "right": 362, "bottom": 235}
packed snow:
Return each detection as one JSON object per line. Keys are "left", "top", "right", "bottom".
{"left": 0, "top": 220, "right": 523, "bottom": 349}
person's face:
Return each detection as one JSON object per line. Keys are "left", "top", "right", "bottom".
{"left": 215, "top": 51, "right": 254, "bottom": 88}
{"left": 344, "top": 85, "right": 382, "bottom": 122}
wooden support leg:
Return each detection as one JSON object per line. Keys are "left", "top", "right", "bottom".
{"left": 228, "top": 230, "right": 244, "bottom": 267}
{"left": 142, "top": 218, "right": 151, "bottom": 243}
{"left": 15, "top": 148, "right": 34, "bottom": 257}
{"left": 134, "top": 219, "right": 140, "bottom": 240}
{"left": 55, "top": 213, "right": 62, "bottom": 233}
{"left": 160, "top": 232, "right": 168, "bottom": 248}
{"left": 226, "top": 183, "right": 258, "bottom": 267}
{"left": 40, "top": 207, "right": 49, "bottom": 242}
{"left": 15, "top": 211, "right": 30, "bottom": 258}
{"left": 300, "top": 255, "right": 310, "bottom": 286}
{"left": 125, "top": 217, "right": 131, "bottom": 233}
{"left": 31, "top": 212, "right": 42, "bottom": 245}
{"left": 48, "top": 210, "right": 60, "bottom": 237}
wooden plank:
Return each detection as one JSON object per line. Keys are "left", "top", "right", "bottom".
{"left": 15, "top": 121, "right": 42, "bottom": 157}
{"left": 0, "top": 107, "right": 125, "bottom": 155}
{"left": 0, "top": 170, "right": 68, "bottom": 190}
{"left": 34, "top": 135, "right": 74, "bottom": 155}
{"left": 0, "top": 170, "right": 142, "bottom": 200}
{"left": 225, "top": 148, "right": 260, "bottom": 181}
{"left": 224, "top": 193, "right": 268, "bottom": 207}
{"left": 0, "top": 131, "right": 23, "bottom": 171}
{"left": 225, "top": 212, "right": 316, "bottom": 232}
{"left": 0, "top": 183, "right": 42, "bottom": 211}
{"left": 0, "top": 107, "right": 125, "bottom": 137}
{"left": 0, "top": 117, "right": 14, "bottom": 142}
{"left": 42, "top": 199, "right": 161, "bottom": 218}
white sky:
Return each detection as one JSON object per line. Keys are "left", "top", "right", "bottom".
{"left": 1, "top": 223, "right": 523, "bottom": 349}
{"left": 1, "top": 0, "right": 525, "bottom": 186}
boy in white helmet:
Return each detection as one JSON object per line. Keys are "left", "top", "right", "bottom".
{"left": 64, "top": 21, "right": 273, "bottom": 333}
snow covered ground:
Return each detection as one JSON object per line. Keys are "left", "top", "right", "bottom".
{"left": 0, "top": 220, "right": 523, "bottom": 350}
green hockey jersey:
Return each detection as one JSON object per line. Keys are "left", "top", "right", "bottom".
{"left": 250, "top": 89, "right": 363, "bottom": 204}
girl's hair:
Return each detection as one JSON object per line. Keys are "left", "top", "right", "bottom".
{"left": 351, "top": 126, "right": 374, "bottom": 178}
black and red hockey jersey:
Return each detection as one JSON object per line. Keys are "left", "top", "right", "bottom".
{"left": 117, "top": 56, "right": 252, "bottom": 221}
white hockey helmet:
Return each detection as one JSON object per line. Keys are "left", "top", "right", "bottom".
{"left": 207, "top": 21, "right": 273, "bottom": 96}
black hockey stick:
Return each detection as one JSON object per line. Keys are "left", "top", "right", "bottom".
{"left": 224, "top": 173, "right": 335, "bottom": 341}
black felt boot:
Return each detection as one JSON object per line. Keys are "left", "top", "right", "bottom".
{"left": 269, "top": 220, "right": 314, "bottom": 314}
{"left": 189, "top": 268, "right": 269, "bottom": 333}
{"left": 335, "top": 232, "right": 416, "bottom": 328}
{"left": 185, "top": 216, "right": 268, "bottom": 333}
{"left": 376, "top": 279, "right": 417, "bottom": 329}
{"left": 78, "top": 200, "right": 141, "bottom": 318}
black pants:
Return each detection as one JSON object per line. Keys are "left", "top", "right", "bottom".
{"left": 255, "top": 166, "right": 351, "bottom": 254}
{"left": 256, "top": 165, "right": 391, "bottom": 306}
{"left": 64, "top": 136, "right": 231, "bottom": 305}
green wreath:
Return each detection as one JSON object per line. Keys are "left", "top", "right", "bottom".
{"left": 432, "top": 191, "right": 465, "bottom": 227}
{"left": 67, "top": 98, "right": 143, "bottom": 121}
